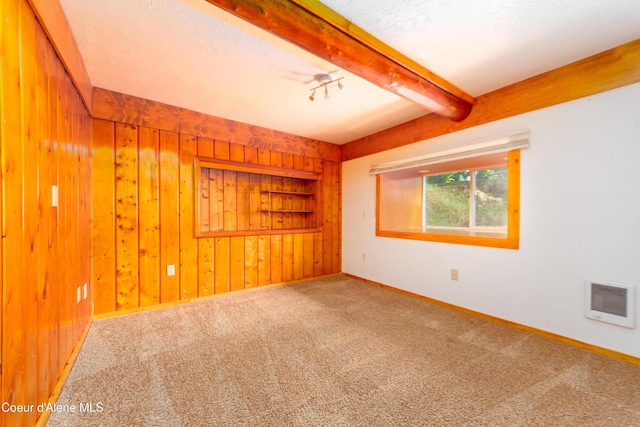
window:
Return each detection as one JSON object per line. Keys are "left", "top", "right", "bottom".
{"left": 373, "top": 132, "right": 526, "bottom": 249}
{"left": 423, "top": 165, "right": 508, "bottom": 234}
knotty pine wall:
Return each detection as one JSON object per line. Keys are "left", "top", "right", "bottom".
{"left": 1, "top": 0, "right": 92, "bottom": 425}
{"left": 91, "top": 94, "right": 342, "bottom": 315}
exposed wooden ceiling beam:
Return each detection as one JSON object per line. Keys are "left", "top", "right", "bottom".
{"left": 204, "top": 0, "right": 473, "bottom": 122}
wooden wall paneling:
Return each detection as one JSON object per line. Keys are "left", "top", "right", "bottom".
{"left": 230, "top": 142, "right": 244, "bottom": 163}
{"left": 282, "top": 153, "right": 294, "bottom": 230}
{"left": 21, "top": 6, "right": 40, "bottom": 423}
{"left": 322, "top": 160, "right": 334, "bottom": 275}
{"left": 214, "top": 237, "right": 230, "bottom": 294}
{"left": 68, "top": 74, "right": 80, "bottom": 344}
{"left": 0, "top": 0, "right": 6, "bottom": 409}
{"left": 196, "top": 137, "right": 215, "bottom": 297}
{"left": 1, "top": 0, "right": 26, "bottom": 423}
{"left": 213, "top": 140, "right": 230, "bottom": 293}
{"left": 257, "top": 235, "right": 271, "bottom": 286}
{"left": 78, "top": 87, "right": 91, "bottom": 324}
{"left": 223, "top": 170, "right": 237, "bottom": 230}
{"left": 244, "top": 145, "right": 261, "bottom": 232}
{"left": 313, "top": 158, "right": 324, "bottom": 276}
{"left": 331, "top": 160, "right": 342, "bottom": 273}
{"left": 209, "top": 168, "right": 224, "bottom": 232}
{"left": 91, "top": 88, "right": 342, "bottom": 163}
{"left": 35, "top": 21, "right": 52, "bottom": 406}
{"left": 26, "top": 0, "right": 93, "bottom": 112}
{"left": 159, "top": 131, "right": 180, "bottom": 303}
{"left": 230, "top": 236, "right": 245, "bottom": 291}
{"left": 293, "top": 233, "right": 304, "bottom": 280}
{"left": 293, "top": 155, "right": 305, "bottom": 229}
{"left": 237, "top": 172, "right": 250, "bottom": 231}
{"left": 270, "top": 152, "right": 283, "bottom": 231}
{"left": 258, "top": 148, "right": 271, "bottom": 233}
{"left": 138, "top": 127, "right": 161, "bottom": 307}
{"left": 179, "top": 134, "right": 198, "bottom": 299}
{"left": 257, "top": 149, "right": 272, "bottom": 285}
{"left": 244, "top": 236, "right": 258, "bottom": 288}
{"left": 91, "top": 119, "right": 116, "bottom": 314}
{"left": 55, "top": 48, "right": 70, "bottom": 372}
{"left": 45, "top": 30, "right": 61, "bottom": 385}
{"left": 229, "top": 143, "right": 245, "bottom": 291}
{"left": 302, "top": 157, "right": 315, "bottom": 278}
{"left": 282, "top": 234, "right": 294, "bottom": 282}
{"left": 114, "top": 123, "right": 140, "bottom": 310}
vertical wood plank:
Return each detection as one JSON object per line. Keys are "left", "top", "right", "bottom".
{"left": 138, "top": 127, "right": 161, "bottom": 307}
{"left": 210, "top": 169, "right": 224, "bottom": 232}
{"left": 91, "top": 119, "right": 116, "bottom": 313}
{"left": 214, "top": 237, "right": 230, "bottom": 294}
{"left": 45, "top": 30, "right": 61, "bottom": 389}
{"left": 230, "top": 236, "right": 245, "bottom": 291}
{"left": 2, "top": 0, "right": 26, "bottom": 422}
{"left": 179, "top": 134, "right": 198, "bottom": 299}
{"left": 223, "top": 170, "right": 237, "bottom": 231}
{"left": 197, "top": 137, "right": 215, "bottom": 297}
{"left": 303, "top": 233, "right": 314, "bottom": 279}
{"left": 257, "top": 235, "right": 271, "bottom": 286}
{"left": 271, "top": 152, "right": 283, "bottom": 230}
{"left": 21, "top": 7, "right": 40, "bottom": 420}
{"left": 282, "top": 234, "right": 294, "bottom": 282}
{"left": 160, "top": 131, "right": 180, "bottom": 303}
{"left": 237, "top": 172, "right": 251, "bottom": 231}
{"left": 56, "top": 50, "right": 71, "bottom": 371}
{"left": 331, "top": 160, "right": 342, "bottom": 273}
{"left": 35, "top": 23, "right": 52, "bottom": 406}
{"left": 313, "top": 159, "right": 324, "bottom": 276}
{"left": 115, "top": 123, "right": 140, "bottom": 310}
{"left": 258, "top": 148, "right": 271, "bottom": 231}
{"left": 323, "top": 160, "right": 334, "bottom": 275}
{"left": 244, "top": 236, "right": 258, "bottom": 288}
{"left": 293, "top": 233, "right": 304, "bottom": 280}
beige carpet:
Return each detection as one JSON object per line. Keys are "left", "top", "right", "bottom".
{"left": 47, "top": 275, "right": 640, "bottom": 426}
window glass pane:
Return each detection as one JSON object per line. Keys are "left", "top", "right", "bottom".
{"left": 474, "top": 168, "right": 508, "bottom": 227}
{"left": 424, "top": 171, "right": 470, "bottom": 227}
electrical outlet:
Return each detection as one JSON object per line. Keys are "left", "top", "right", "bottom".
{"left": 451, "top": 269, "right": 459, "bottom": 281}
{"left": 167, "top": 264, "right": 176, "bottom": 276}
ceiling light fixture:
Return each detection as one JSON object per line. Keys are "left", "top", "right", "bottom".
{"left": 308, "top": 74, "right": 345, "bottom": 101}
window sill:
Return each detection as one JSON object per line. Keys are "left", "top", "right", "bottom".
{"left": 376, "top": 229, "right": 518, "bottom": 249}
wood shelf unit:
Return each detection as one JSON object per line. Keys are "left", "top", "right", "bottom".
{"left": 195, "top": 157, "right": 321, "bottom": 237}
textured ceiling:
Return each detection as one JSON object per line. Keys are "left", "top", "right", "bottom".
{"left": 59, "top": 0, "right": 640, "bottom": 144}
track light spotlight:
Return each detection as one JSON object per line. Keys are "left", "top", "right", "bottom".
{"left": 308, "top": 75, "right": 345, "bottom": 101}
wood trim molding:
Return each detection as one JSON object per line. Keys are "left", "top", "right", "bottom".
{"left": 26, "top": 0, "right": 92, "bottom": 113}
{"left": 342, "top": 38, "right": 640, "bottom": 161}
{"left": 204, "top": 0, "right": 472, "bottom": 121}
{"left": 344, "top": 273, "right": 640, "bottom": 366}
{"left": 92, "top": 87, "right": 342, "bottom": 162}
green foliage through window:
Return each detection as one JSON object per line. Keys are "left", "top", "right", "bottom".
{"left": 423, "top": 168, "right": 507, "bottom": 229}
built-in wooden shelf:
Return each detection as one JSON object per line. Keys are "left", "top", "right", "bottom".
{"left": 195, "top": 157, "right": 321, "bottom": 237}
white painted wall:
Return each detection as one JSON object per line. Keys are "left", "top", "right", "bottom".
{"left": 342, "top": 82, "right": 640, "bottom": 357}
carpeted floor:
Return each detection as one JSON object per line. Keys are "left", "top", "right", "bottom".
{"left": 47, "top": 275, "right": 640, "bottom": 426}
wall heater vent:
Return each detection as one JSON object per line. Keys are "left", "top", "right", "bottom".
{"left": 585, "top": 279, "right": 635, "bottom": 328}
